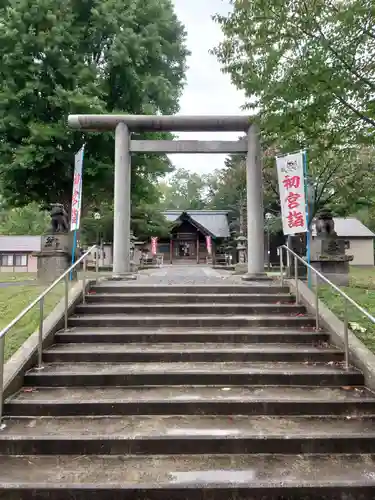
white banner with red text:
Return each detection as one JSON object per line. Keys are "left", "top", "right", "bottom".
{"left": 276, "top": 152, "right": 307, "bottom": 235}
{"left": 151, "top": 236, "right": 158, "bottom": 255}
{"left": 206, "top": 235, "right": 212, "bottom": 255}
{"left": 70, "top": 146, "right": 85, "bottom": 231}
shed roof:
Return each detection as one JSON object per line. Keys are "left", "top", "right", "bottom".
{"left": 164, "top": 210, "right": 230, "bottom": 238}
{"left": 0, "top": 235, "right": 42, "bottom": 252}
{"left": 312, "top": 217, "right": 375, "bottom": 238}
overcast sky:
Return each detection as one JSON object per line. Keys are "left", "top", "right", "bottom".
{"left": 170, "top": 0, "right": 246, "bottom": 174}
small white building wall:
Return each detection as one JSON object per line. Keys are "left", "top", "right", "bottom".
{"left": 0, "top": 252, "right": 38, "bottom": 273}
{"left": 87, "top": 244, "right": 113, "bottom": 267}
{"left": 346, "top": 238, "right": 374, "bottom": 266}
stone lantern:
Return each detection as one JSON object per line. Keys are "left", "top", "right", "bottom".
{"left": 129, "top": 231, "right": 137, "bottom": 273}
{"left": 234, "top": 235, "right": 247, "bottom": 274}
{"left": 236, "top": 234, "right": 247, "bottom": 264}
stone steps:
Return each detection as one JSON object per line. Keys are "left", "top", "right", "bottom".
{"left": 56, "top": 327, "right": 329, "bottom": 344}
{"left": 6, "top": 385, "right": 375, "bottom": 417}
{"left": 22, "top": 361, "right": 363, "bottom": 387}
{"left": 85, "top": 292, "right": 295, "bottom": 304}
{"left": 90, "top": 284, "right": 290, "bottom": 294}
{"left": 75, "top": 303, "right": 306, "bottom": 315}
{"left": 2, "top": 279, "right": 375, "bottom": 498}
{"left": 43, "top": 342, "right": 343, "bottom": 363}
{"left": 1, "top": 454, "right": 375, "bottom": 499}
{"left": 3, "top": 416, "right": 375, "bottom": 455}
{"left": 69, "top": 314, "right": 315, "bottom": 328}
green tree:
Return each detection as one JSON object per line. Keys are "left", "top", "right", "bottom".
{"left": 0, "top": 0, "right": 188, "bottom": 209}
{"left": 206, "top": 153, "right": 283, "bottom": 234}
{"left": 79, "top": 202, "right": 114, "bottom": 244}
{"left": 80, "top": 199, "right": 171, "bottom": 244}
{"left": 159, "top": 168, "right": 208, "bottom": 210}
{"left": 214, "top": 0, "right": 375, "bottom": 144}
{"left": 0, "top": 203, "right": 49, "bottom": 235}
{"left": 213, "top": 1, "right": 375, "bottom": 227}
{"left": 262, "top": 143, "right": 375, "bottom": 224}
{"left": 205, "top": 144, "right": 375, "bottom": 239}
{"left": 131, "top": 203, "right": 171, "bottom": 240}
{"left": 206, "top": 158, "right": 246, "bottom": 233}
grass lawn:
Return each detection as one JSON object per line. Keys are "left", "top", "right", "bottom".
{"left": 0, "top": 272, "right": 36, "bottom": 283}
{"left": 0, "top": 283, "right": 64, "bottom": 361}
{"left": 349, "top": 267, "right": 375, "bottom": 290}
{"left": 318, "top": 267, "right": 375, "bottom": 352}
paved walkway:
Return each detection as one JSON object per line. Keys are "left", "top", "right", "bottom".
{"left": 119, "top": 265, "right": 267, "bottom": 286}
{"left": 139, "top": 266, "right": 228, "bottom": 285}
{"left": 0, "top": 280, "right": 37, "bottom": 288}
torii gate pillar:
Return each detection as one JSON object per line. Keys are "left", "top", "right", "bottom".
{"left": 68, "top": 114, "right": 266, "bottom": 279}
{"left": 244, "top": 124, "right": 266, "bottom": 280}
{"left": 113, "top": 122, "right": 132, "bottom": 277}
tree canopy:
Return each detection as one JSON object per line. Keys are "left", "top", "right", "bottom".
{"left": 213, "top": 0, "right": 375, "bottom": 144}
{"left": 0, "top": 203, "right": 49, "bottom": 235}
{"left": 0, "top": 0, "right": 188, "bottom": 210}
{"left": 80, "top": 201, "right": 171, "bottom": 244}
{"left": 213, "top": 0, "right": 375, "bottom": 231}
{"left": 159, "top": 168, "right": 209, "bottom": 210}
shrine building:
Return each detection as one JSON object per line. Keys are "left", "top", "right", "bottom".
{"left": 156, "top": 210, "right": 230, "bottom": 264}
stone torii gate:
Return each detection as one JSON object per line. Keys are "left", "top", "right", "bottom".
{"left": 68, "top": 114, "right": 265, "bottom": 279}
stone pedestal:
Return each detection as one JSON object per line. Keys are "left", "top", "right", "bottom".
{"left": 108, "top": 273, "right": 137, "bottom": 281}
{"left": 234, "top": 263, "right": 247, "bottom": 275}
{"left": 111, "top": 245, "right": 137, "bottom": 279}
{"left": 242, "top": 273, "right": 272, "bottom": 282}
{"left": 310, "top": 236, "right": 353, "bottom": 287}
{"left": 287, "top": 261, "right": 308, "bottom": 279}
{"left": 34, "top": 234, "right": 76, "bottom": 283}
{"left": 285, "top": 235, "right": 307, "bottom": 279}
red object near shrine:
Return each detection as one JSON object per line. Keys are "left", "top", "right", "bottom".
{"left": 206, "top": 235, "right": 212, "bottom": 255}
{"left": 151, "top": 237, "right": 158, "bottom": 255}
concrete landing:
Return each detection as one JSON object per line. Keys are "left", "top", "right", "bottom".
{"left": 110, "top": 265, "right": 270, "bottom": 286}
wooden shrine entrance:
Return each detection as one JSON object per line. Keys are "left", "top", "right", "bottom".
{"left": 170, "top": 219, "right": 208, "bottom": 264}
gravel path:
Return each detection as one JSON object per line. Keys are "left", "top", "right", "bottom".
{"left": 126, "top": 265, "right": 268, "bottom": 286}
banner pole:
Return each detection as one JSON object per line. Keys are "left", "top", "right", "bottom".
{"left": 69, "top": 230, "right": 77, "bottom": 281}
{"left": 69, "top": 145, "right": 85, "bottom": 281}
{"left": 303, "top": 150, "right": 311, "bottom": 288}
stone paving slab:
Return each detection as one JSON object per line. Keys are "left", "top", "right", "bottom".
{"left": 3, "top": 415, "right": 375, "bottom": 438}
{"left": 59, "top": 326, "right": 325, "bottom": 334}
{"left": 55, "top": 328, "right": 330, "bottom": 346}
{"left": 45, "top": 342, "right": 339, "bottom": 353}
{"left": 9, "top": 385, "right": 373, "bottom": 403}
{"left": 1, "top": 453, "right": 375, "bottom": 486}
{"left": 86, "top": 292, "right": 294, "bottom": 303}
{"left": 25, "top": 361, "right": 360, "bottom": 375}
{"left": 105, "top": 266, "right": 272, "bottom": 286}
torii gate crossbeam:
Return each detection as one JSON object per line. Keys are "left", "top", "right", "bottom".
{"left": 68, "top": 114, "right": 265, "bottom": 279}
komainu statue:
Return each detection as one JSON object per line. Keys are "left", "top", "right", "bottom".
{"left": 50, "top": 203, "right": 69, "bottom": 233}
{"left": 315, "top": 210, "right": 336, "bottom": 237}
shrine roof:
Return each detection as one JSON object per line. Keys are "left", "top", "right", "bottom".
{"left": 311, "top": 217, "right": 375, "bottom": 238}
{"left": 163, "top": 210, "right": 230, "bottom": 238}
{"left": 0, "top": 235, "right": 41, "bottom": 252}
